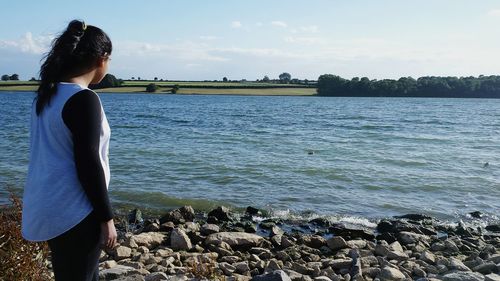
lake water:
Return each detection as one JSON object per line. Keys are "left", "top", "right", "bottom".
{"left": 1, "top": 92, "right": 499, "bottom": 225}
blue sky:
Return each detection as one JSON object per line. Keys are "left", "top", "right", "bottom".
{"left": 2, "top": 0, "right": 500, "bottom": 81}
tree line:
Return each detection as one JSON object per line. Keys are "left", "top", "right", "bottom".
{"left": 317, "top": 74, "right": 500, "bottom": 98}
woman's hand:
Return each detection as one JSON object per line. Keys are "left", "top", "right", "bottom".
{"left": 101, "top": 219, "right": 117, "bottom": 249}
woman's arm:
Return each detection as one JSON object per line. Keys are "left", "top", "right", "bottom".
{"left": 62, "top": 89, "right": 113, "bottom": 222}
{"left": 62, "top": 89, "right": 116, "bottom": 248}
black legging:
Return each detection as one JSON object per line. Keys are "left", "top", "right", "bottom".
{"left": 48, "top": 212, "right": 101, "bottom": 281}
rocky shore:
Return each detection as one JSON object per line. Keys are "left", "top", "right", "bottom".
{"left": 88, "top": 206, "right": 500, "bottom": 281}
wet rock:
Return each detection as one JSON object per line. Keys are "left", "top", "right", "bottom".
{"left": 208, "top": 206, "right": 234, "bottom": 222}
{"left": 329, "top": 225, "right": 375, "bottom": 240}
{"left": 271, "top": 226, "right": 285, "bottom": 237}
{"left": 128, "top": 209, "right": 143, "bottom": 224}
{"left": 395, "top": 214, "right": 432, "bottom": 221}
{"left": 159, "top": 206, "right": 195, "bottom": 224}
{"left": 470, "top": 211, "right": 483, "bottom": 219}
{"left": 246, "top": 206, "right": 261, "bottom": 216}
{"left": 486, "top": 224, "right": 500, "bottom": 232}
{"left": 309, "top": 217, "right": 332, "bottom": 228}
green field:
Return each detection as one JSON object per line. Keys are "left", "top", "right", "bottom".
{"left": 0, "top": 81, "right": 317, "bottom": 96}
{"left": 121, "top": 80, "right": 310, "bottom": 88}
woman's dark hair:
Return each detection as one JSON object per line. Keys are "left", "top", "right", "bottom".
{"left": 36, "top": 20, "right": 112, "bottom": 115}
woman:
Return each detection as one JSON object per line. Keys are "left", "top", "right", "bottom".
{"left": 22, "top": 20, "right": 117, "bottom": 281}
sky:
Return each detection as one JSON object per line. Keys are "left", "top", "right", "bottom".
{"left": 2, "top": 0, "right": 500, "bottom": 81}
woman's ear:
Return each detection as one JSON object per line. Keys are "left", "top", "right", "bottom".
{"left": 96, "top": 57, "right": 106, "bottom": 68}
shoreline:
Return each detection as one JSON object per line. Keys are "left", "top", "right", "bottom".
{"left": 78, "top": 206, "right": 500, "bottom": 280}
{"left": 0, "top": 85, "right": 317, "bottom": 96}
{"left": 2, "top": 200, "right": 499, "bottom": 280}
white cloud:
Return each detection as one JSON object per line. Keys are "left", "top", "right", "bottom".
{"left": 0, "top": 32, "right": 53, "bottom": 54}
{"left": 271, "top": 21, "right": 287, "bottom": 28}
{"left": 199, "top": 35, "right": 217, "bottom": 40}
{"left": 231, "top": 21, "right": 242, "bottom": 28}
{"left": 284, "top": 36, "right": 323, "bottom": 45}
{"left": 116, "top": 40, "right": 229, "bottom": 62}
{"left": 487, "top": 9, "right": 500, "bottom": 17}
{"left": 299, "top": 25, "right": 319, "bottom": 33}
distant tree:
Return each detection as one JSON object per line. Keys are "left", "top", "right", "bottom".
{"left": 138, "top": 77, "right": 141, "bottom": 81}
{"left": 262, "top": 75, "right": 270, "bottom": 82}
{"left": 146, "top": 83, "right": 159, "bottom": 92}
{"left": 154, "top": 77, "right": 158, "bottom": 81}
{"left": 10, "top": 74, "right": 19, "bottom": 81}
{"left": 290, "top": 78, "right": 300, "bottom": 84}
{"left": 279, "top": 72, "right": 291, "bottom": 83}
{"left": 171, "top": 84, "right": 180, "bottom": 94}
{"left": 29, "top": 77, "right": 37, "bottom": 81}
{"left": 222, "top": 77, "right": 228, "bottom": 82}
{"left": 131, "top": 77, "right": 135, "bottom": 80}
{"left": 90, "top": 74, "right": 123, "bottom": 89}
{"left": 1, "top": 74, "right": 9, "bottom": 81}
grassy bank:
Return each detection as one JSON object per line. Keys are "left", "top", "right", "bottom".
{"left": 0, "top": 81, "right": 317, "bottom": 96}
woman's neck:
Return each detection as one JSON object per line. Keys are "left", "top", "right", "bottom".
{"left": 63, "top": 70, "right": 97, "bottom": 88}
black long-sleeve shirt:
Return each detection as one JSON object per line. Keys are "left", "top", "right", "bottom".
{"left": 62, "top": 89, "right": 113, "bottom": 222}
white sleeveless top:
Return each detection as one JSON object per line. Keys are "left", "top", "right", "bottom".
{"left": 22, "top": 82, "right": 110, "bottom": 241}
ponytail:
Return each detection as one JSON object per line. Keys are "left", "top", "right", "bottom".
{"left": 36, "top": 20, "right": 112, "bottom": 115}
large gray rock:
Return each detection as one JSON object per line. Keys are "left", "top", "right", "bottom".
{"left": 398, "top": 231, "right": 429, "bottom": 245}
{"left": 145, "top": 272, "right": 168, "bottom": 281}
{"left": 114, "top": 246, "right": 132, "bottom": 261}
{"left": 488, "top": 254, "right": 500, "bottom": 264}
{"left": 326, "top": 237, "right": 348, "bottom": 251}
{"left": 206, "top": 232, "right": 263, "bottom": 248}
{"left": 420, "top": 251, "right": 436, "bottom": 265}
{"left": 442, "top": 271, "right": 485, "bottom": 281}
{"left": 130, "top": 232, "right": 166, "bottom": 249}
{"left": 251, "top": 270, "right": 292, "bottom": 281}
{"left": 377, "top": 266, "right": 406, "bottom": 281}
{"left": 449, "top": 257, "right": 471, "bottom": 271}
{"left": 473, "top": 262, "right": 497, "bottom": 274}
{"left": 99, "top": 265, "right": 141, "bottom": 280}
{"left": 170, "top": 228, "right": 192, "bottom": 250}
{"left": 201, "top": 223, "right": 220, "bottom": 235}
{"left": 159, "top": 205, "right": 195, "bottom": 224}
{"left": 375, "top": 241, "right": 408, "bottom": 260}
{"left": 485, "top": 273, "right": 500, "bottom": 281}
